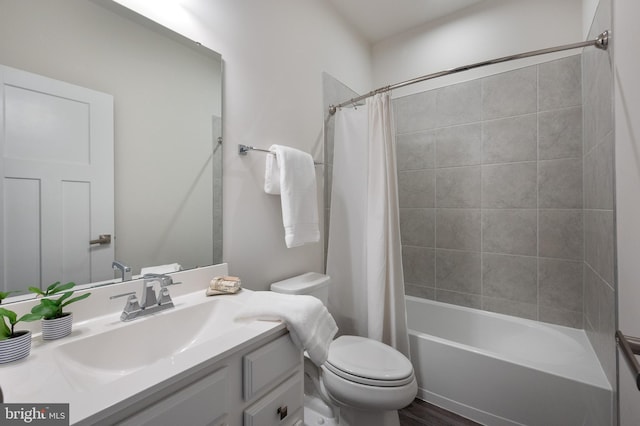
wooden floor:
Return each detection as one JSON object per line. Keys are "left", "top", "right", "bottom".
{"left": 399, "top": 399, "right": 482, "bottom": 426}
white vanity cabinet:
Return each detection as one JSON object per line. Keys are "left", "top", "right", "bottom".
{"left": 116, "top": 367, "right": 230, "bottom": 426}
{"left": 242, "top": 334, "right": 304, "bottom": 426}
{"left": 84, "top": 328, "right": 303, "bottom": 426}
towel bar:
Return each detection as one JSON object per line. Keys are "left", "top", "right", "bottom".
{"left": 238, "top": 144, "right": 323, "bottom": 165}
{"left": 616, "top": 330, "right": 640, "bottom": 391}
{"left": 238, "top": 144, "right": 271, "bottom": 155}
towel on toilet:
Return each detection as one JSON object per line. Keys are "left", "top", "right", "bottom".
{"left": 235, "top": 291, "right": 338, "bottom": 366}
{"left": 266, "top": 144, "right": 320, "bottom": 248}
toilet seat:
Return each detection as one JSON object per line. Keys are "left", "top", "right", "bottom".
{"left": 324, "top": 336, "right": 414, "bottom": 387}
{"left": 319, "top": 336, "right": 417, "bottom": 411}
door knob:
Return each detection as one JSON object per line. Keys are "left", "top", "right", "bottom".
{"left": 89, "top": 234, "right": 111, "bottom": 245}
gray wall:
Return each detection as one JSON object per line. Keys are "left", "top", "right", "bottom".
{"left": 395, "top": 55, "right": 585, "bottom": 328}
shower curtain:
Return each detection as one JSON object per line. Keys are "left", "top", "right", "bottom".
{"left": 326, "top": 93, "right": 409, "bottom": 357}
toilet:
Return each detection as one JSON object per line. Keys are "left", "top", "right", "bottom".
{"left": 270, "top": 272, "right": 417, "bottom": 426}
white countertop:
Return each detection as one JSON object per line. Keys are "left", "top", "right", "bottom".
{"left": 0, "top": 265, "right": 284, "bottom": 424}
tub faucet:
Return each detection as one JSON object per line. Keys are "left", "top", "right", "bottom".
{"left": 112, "top": 260, "right": 132, "bottom": 282}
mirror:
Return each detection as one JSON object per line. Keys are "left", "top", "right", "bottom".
{"left": 0, "top": 0, "right": 223, "bottom": 301}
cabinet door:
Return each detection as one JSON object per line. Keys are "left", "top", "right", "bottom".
{"left": 117, "top": 368, "right": 228, "bottom": 426}
{"left": 243, "top": 334, "right": 301, "bottom": 400}
{"left": 243, "top": 374, "right": 303, "bottom": 426}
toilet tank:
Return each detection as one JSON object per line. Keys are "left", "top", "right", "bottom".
{"left": 270, "top": 272, "right": 330, "bottom": 305}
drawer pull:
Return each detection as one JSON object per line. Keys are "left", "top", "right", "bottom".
{"left": 277, "top": 405, "right": 288, "bottom": 420}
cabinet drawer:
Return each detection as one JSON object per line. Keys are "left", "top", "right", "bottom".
{"left": 243, "top": 374, "right": 303, "bottom": 426}
{"left": 243, "top": 333, "right": 301, "bottom": 400}
{"left": 117, "top": 367, "right": 228, "bottom": 426}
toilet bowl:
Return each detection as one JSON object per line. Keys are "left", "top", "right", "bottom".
{"left": 270, "top": 273, "right": 417, "bottom": 426}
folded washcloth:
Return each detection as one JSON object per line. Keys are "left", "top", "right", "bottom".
{"left": 268, "top": 144, "right": 320, "bottom": 248}
{"left": 264, "top": 152, "right": 281, "bottom": 195}
{"left": 235, "top": 291, "right": 338, "bottom": 366}
{"left": 206, "top": 276, "right": 242, "bottom": 296}
{"left": 140, "top": 263, "right": 182, "bottom": 275}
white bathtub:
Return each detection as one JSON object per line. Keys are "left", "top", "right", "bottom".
{"left": 405, "top": 296, "right": 613, "bottom": 426}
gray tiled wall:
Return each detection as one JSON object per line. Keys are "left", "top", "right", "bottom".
{"left": 395, "top": 55, "right": 585, "bottom": 328}
{"left": 582, "top": 0, "right": 616, "bottom": 395}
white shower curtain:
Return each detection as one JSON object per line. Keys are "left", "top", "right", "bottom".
{"left": 326, "top": 93, "right": 409, "bottom": 357}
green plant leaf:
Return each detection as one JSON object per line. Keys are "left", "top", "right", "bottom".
{"left": 18, "top": 313, "right": 43, "bottom": 323}
{"left": 39, "top": 298, "right": 59, "bottom": 308}
{"left": 0, "top": 290, "right": 18, "bottom": 301}
{"left": 28, "top": 286, "right": 45, "bottom": 296}
{"left": 0, "top": 308, "right": 31, "bottom": 336}
{"left": 31, "top": 303, "right": 58, "bottom": 320}
{"left": 0, "top": 314, "right": 11, "bottom": 338}
{"left": 54, "top": 291, "right": 73, "bottom": 305}
{"left": 45, "top": 281, "right": 61, "bottom": 294}
{"left": 0, "top": 308, "right": 17, "bottom": 326}
{"left": 60, "top": 292, "right": 91, "bottom": 309}
{"left": 48, "top": 281, "right": 75, "bottom": 295}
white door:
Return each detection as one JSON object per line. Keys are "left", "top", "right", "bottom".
{"left": 0, "top": 65, "right": 114, "bottom": 293}
{"left": 615, "top": 0, "right": 640, "bottom": 424}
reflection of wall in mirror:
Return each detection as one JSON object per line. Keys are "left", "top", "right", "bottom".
{"left": 0, "top": 0, "right": 223, "bottom": 283}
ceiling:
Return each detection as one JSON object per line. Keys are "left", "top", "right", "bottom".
{"left": 327, "top": 0, "right": 485, "bottom": 43}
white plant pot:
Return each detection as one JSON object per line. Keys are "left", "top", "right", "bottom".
{"left": 0, "top": 330, "right": 32, "bottom": 364}
{"left": 41, "top": 313, "right": 73, "bottom": 340}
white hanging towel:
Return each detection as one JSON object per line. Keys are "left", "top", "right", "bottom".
{"left": 263, "top": 152, "right": 281, "bottom": 194}
{"left": 267, "top": 144, "right": 320, "bottom": 248}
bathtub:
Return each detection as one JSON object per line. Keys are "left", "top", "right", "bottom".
{"left": 405, "top": 296, "right": 613, "bottom": 426}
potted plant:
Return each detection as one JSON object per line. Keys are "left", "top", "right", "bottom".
{"left": 29, "top": 282, "right": 91, "bottom": 340}
{"left": 0, "top": 306, "right": 42, "bottom": 364}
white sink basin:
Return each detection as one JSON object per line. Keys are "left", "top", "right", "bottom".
{"left": 54, "top": 298, "right": 242, "bottom": 391}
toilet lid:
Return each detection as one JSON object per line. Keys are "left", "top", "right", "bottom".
{"left": 324, "top": 335, "right": 414, "bottom": 387}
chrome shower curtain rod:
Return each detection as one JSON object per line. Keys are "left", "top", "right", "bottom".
{"left": 328, "top": 30, "right": 610, "bottom": 115}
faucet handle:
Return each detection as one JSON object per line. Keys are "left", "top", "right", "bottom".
{"left": 143, "top": 273, "right": 172, "bottom": 285}
{"left": 162, "top": 279, "right": 181, "bottom": 287}
{"left": 141, "top": 279, "right": 158, "bottom": 308}
{"left": 110, "top": 291, "right": 136, "bottom": 299}
{"left": 157, "top": 287, "right": 175, "bottom": 307}
{"left": 152, "top": 276, "right": 180, "bottom": 306}
{"left": 110, "top": 292, "right": 141, "bottom": 320}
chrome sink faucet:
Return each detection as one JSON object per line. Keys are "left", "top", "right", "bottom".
{"left": 142, "top": 273, "right": 176, "bottom": 306}
{"left": 112, "top": 260, "right": 132, "bottom": 282}
{"left": 110, "top": 273, "right": 180, "bottom": 321}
